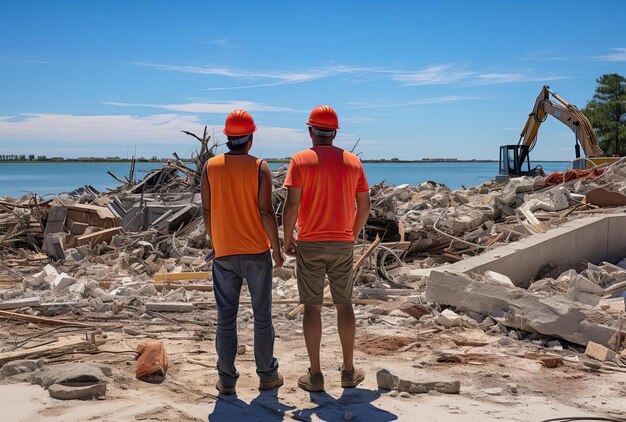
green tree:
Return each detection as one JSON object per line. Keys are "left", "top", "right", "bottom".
{"left": 582, "top": 73, "right": 626, "bottom": 156}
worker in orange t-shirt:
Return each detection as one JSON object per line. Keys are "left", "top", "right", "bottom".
{"left": 201, "top": 110, "right": 284, "bottom": 395}
{"left": 283, "top": 105, "right": 371, "bottom": 392}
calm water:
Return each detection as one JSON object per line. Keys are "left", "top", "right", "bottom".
{"left": 0, "top": 161, "right": 570, "bottom": 198}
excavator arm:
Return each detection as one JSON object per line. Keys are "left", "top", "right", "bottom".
{"left": 518, "top": 85, "right": 604, "bottom": 157}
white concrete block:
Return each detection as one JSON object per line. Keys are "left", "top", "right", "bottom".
{"left": 52, "top": 273, "right": 77, "bottom": 292}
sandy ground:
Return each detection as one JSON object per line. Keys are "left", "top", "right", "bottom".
{"left": 1, "top": 303, "right": 625, "bottom": 421}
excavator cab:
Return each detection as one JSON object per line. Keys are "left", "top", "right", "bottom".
{"left": 497, "top": 144, "right": 544, "bottom": 181}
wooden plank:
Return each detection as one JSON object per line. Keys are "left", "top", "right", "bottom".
{"left": 98, "top": 281, "right": 212, "bottom": 292}
{"left": 0, "top": 311, "right": 96, "bottom": 328}
{"left": 153, "top": 272, "right": 209, "bottom": 282}
{"left": 0, "top": 336, "right": 95, "bottom": 366}
{"left": 44, "top": 206, "right": 67, "bottom": 235}
{"left": 77, "top": 227, "right": 121, "bottom": 241}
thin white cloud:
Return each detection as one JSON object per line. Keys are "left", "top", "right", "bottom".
{"left": 133, "top": 62, "right": 332, "bottom": 83}
{"left": 206, "top": 38, "right": 230, "bottom": 46}
{"left": 596, "top": 48, "right": 626, "bottom": 61}
{"left": 105, "top": 101, "right": 298, "bottom": 113}
{"left": 0, "top": 113, "right": 309, "bottom": 150}
{"left": 132, "top": 61, "right": 569, "bottom": 88}
{"left": 518, "top": 49, "right": 566, "bottom": 62}
{"left": 0, "top": 113, "right": 204, "bottom": 144}
{"left": 347, "top": 96, "right": 481, "bottom": 110}
{"left": 469, "top": 72, "right": 569, "bottom": 85}
{"left": 392, "top": 65, "right": 474, "bottom": 86}
{"left": 0, "top": 58, "right": 52, "bottom": 64}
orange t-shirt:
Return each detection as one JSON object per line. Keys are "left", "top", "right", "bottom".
{"left": 284, "top": 146, "right": 369, "bottom": 242}
{"left": 207, "top": 154, "right": 270, "bottom": 258}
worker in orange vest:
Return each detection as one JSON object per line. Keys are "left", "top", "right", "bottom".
{"left": 201, "top": 110, "right": 284, "bottom": 395}
{"left": 283, "top": 105, "right": 371, "bottom": 392}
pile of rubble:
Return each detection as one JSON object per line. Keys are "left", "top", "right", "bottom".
{"left": 2, "top": 143, "right": 626, "bottom": 406}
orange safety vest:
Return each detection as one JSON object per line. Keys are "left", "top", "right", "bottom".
{"left": 207, "top": 154, "right": 270, "bottom": 258}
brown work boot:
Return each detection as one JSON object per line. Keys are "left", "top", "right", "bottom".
{"left": 297, "top": 369, "right": 325, "bottom": 392}
{"left": 259, "top": 372, "right": 284, "bottom": 390}
{"left": 340, "top": 366, "right": 365, "bottom": 388}
{"left": 216, "top": 379, "right": 237, "bottom": 395}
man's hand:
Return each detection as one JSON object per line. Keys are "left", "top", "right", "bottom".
{"left": 284, "top": 235, "right": 297, "bottom": 256}
{"left": 272, "top": 249, "right": 285, "bottom": 269}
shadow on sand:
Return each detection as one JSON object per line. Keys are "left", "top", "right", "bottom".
{"left": 208, "top": 389, "right": 296, "bottom": 422}
{"left": 292, "top": 388, "right": 397, "bottom": 422}
{"left": 208, "top": 388, "right": 397, "bottom": 422}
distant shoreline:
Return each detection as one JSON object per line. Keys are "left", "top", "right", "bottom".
{"left": 0, "top": 159, "right": 571, "bottom": 164}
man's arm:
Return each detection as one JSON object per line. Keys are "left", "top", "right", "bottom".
{"left": 200, "top": 165, "right": 213, "bottom": 245}
{"left": 258, "top": 161, "right": 284, "bottom": 268}
{"left": 283, "top": 186, "right": 302, "bottom": 256}
{"left": 352, "top": 191, "right": 371, "bottom": 240}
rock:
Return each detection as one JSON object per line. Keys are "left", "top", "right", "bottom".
{"left": 48, "top": 381, "right": 107, "bottom": 400}
{"left": 52, "top": 273, "right": 77, "bottom": 292}
{"left": 484, "top": 271, "right": 515, "bottom": 288}
{"left": 482, "top": 387, "right": 503, "bottom": 396}
{"left": 399, "top": 392, "right": 411, "bottom": 398}
{"left": 376, "top": 369, "right": 460, "bottom": 395}
{"left": 566, "top": 275, "right": 604, "bottom": 306}
{"left": 237, "top": 344, "right": 247, "bottom": 355}
{"left": 585, "top": 341, "right": 617, "bottom": 362}
{"left": 376, "top": 369, "right": 399, "bottom": 390}
{"left": 0, "top": 359, "right": 44, "bottom": 378}
{"left": 273, "top": 267, "right": 294, "bottom": 281}
{"left": 138, "top": 284, "right": 158, "bottom": 296}
{"left": 508, "top": 383, "right": 519, "bottom": 394}
{"left": 437, "top": 309, "right": 462, "bottom": 327}
{"left": 389, "top": 390, "right": 399, "bottom": 397}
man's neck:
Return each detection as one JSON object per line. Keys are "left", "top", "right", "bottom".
{"left": 226, "top": 151, "right": 249, "bottom": 156}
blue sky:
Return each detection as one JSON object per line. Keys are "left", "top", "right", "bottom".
{"left": 1, "top": 0, "right": 625, "bottom": 160}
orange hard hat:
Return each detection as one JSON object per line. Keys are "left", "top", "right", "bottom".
{"left": 306, "top": 105, "right": 340, "bottom": 130}
{"left": 223, "top": 110, "right": 257, "bottom": 136}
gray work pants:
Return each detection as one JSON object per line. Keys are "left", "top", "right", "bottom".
{"left": 212, "top": 250, "right": 278, "bottom": 388}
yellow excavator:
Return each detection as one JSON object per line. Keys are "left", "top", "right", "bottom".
{"left": 498, "top": 85, "right": 619, "bottom": 180}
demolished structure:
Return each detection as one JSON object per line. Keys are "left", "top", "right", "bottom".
{"left": 0, "top": 136, "right": 625, "bottom": 419}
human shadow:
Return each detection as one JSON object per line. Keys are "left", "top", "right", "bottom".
{"left": 292, "top": 388, "right": 398, "bottom": 422}
{"left": 208, "top": 389, "right": 296, "bottom": 422}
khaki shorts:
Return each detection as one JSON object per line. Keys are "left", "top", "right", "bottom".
{"left": 295, "top": 241, "right": 354, "bottom": 305}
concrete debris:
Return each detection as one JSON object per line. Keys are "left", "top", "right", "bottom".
{"left": 585, "top": 341, "right": 617, "bottom": 362}
{"left": 376, "top": 368, "right": 460, "bottom": 394}
{"left": 145, "top": 302, "right": 194, "bottom": 313}
{"left": 436, "top": 309, "right": 462, "bottom": 327}
{"left": 0, "top": 297, "right": 41, "bottom": 310}
{"left": 48, "top": 381, "right": 107, "bottom": 400}
{"left": 0, "top": 359, "right": 44, "bottom": 378}
{"left": 426, "top": 270, "right": 620, "bottom": 347}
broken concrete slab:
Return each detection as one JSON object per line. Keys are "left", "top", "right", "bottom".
{"left": 48, "top": 381, "right": 107, "bottom": 400}
{"left": 32, "top": 362, "right": 109, "bottom": 389}
{"left": 0, "top": 359, "right": 44, "bottom": 378}
{"left": 145, "top": 302, "right": 194, "bottom": 313}
{"left": 426, "top": 271, "right": 619, "bottom": 347}
{"left": 0, "top": 297, "right": 41, "bottom": 310}
{"left": 376, "top": 368, "right": 460, "bottom": 394}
